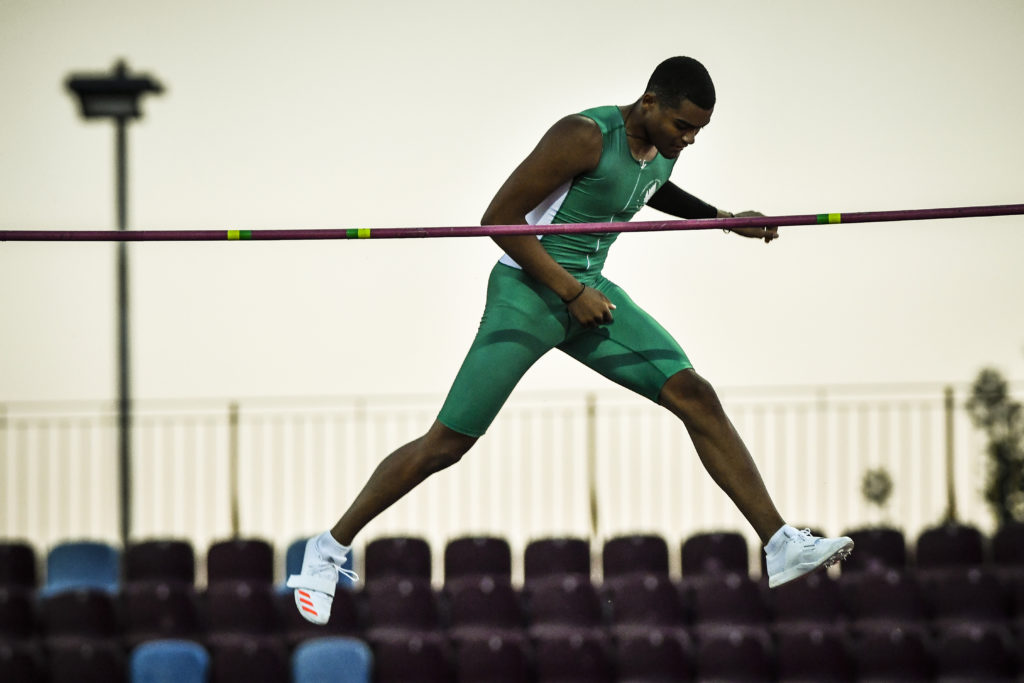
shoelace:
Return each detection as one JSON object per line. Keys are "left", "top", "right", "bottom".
{"left": 338, "top": 566, "right": 359, "bottom": 583}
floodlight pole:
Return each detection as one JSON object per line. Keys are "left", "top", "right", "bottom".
{"left": 66, "top": 60, "right": 163, "bottom": 548}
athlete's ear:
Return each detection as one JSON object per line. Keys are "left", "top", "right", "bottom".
{"left": 640, "top": 92, "right": 658, "bottom": 109}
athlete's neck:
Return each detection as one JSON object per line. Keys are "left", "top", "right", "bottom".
{"left": 620, "top": 102, "right": 656, "bottom": 163}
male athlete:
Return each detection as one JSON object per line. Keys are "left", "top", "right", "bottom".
{"left": 288, "top": 57, "right": 853, "bottom": 624}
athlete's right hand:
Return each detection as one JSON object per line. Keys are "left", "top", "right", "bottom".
{"left": 568, "top": 286, "right": 616, "bottom": 328}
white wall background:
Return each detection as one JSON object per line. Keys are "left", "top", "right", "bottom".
{"left": 2, "top": 0, "right": 1023, "bottom": 405}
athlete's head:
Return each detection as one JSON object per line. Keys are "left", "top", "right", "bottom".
{"left": 646, "top": 56, "right": 716, "bottom": 110}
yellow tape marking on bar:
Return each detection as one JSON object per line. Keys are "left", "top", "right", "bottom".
{"left": 357, "top": 228, "right": 371, "bottom": 239}
{"left": 227, "top": 230, "right": 241, "bottom": 240}
{"left": 828, "top": 213, "right": 842, "bottom": 224}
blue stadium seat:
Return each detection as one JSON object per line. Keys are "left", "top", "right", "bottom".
{"left": 292, "top": 637, "right": 372, "bottom": 683}
{"left": 44, "top": 541, "right": 119, "bottom": 595}
{"left": 130, "top": 639, "right": 209, "bottom": 683}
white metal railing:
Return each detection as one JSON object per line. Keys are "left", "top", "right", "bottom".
{"left": 0, "top": 383, "right": 1008, "bottom": 583}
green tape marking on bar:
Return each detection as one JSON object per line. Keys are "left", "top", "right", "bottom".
{"left": 227, "top": 230, "right": 252, "bottom": 240}
{"left": 345, "top": 228, "right": 371, "bottom": 239}
{"left": 816, "top": 213, "right": 842, "bottom": 224}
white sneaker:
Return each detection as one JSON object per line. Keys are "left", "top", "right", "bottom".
{"left": 765, "top": 526, "right": 853, "bottom": 588}
{"left": 286, "top": 536, "right": 358, "bottom": 625}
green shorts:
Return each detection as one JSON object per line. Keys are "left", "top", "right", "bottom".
{"left": 437, "top": 263, "right": 693, "bottom": 437}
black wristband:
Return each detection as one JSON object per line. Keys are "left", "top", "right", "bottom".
{"left": 562, "top": 283, "right": 586, "bottom": 304}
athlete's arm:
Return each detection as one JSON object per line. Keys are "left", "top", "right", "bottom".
{"left": 646, "top": 181, "right": 719, "bottom": 219}
{"left": 648, "top": 182, "right": 777, "bottom": 243}
{"left": 481, "top": 115, "right": 616, "bottom": 327}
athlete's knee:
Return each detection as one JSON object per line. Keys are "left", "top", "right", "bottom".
{"left": 660, "top": 369, "right": 725, "bottom": 421}
{"left": 418, "top": 421, "right": 476, "bottom": 473}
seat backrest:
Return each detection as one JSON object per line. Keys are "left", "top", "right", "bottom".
{"left": 681, "top": 531, "right": 749, "bottom": 578}
{"left": 604, "top": 572, "right": 687, "bottom": 628}
{"left": 602, "top": 534, "right": 669, "bottom": 581}
{"left": 365, "top": 536, "right": 431, "bottom": 584}
{"left": 0, "top": 542, "right": 37, "bottom": 589}
{"left": 206, "top": 538, "right": 273, "bottom": 585}
{"left": 914, "top": 523, "right": 984, "bottom": 571}
{"left": 444, "top": 536, "right": 511, "bottom": 584}
{"left": 842, "top": 526, "right": 907, "bottom": 574}
{"left": 124, "top": 540, "right": 195, "bottom": 585}
{"left": 130, "top": 639, "right": 210, "bottom": 683}
{"left": 524, "top": 537, "right": 590, "bottom": 585}
{"left": 45, "top": 541, "right": 120, "bottom": 595}
{"left": 293, "top": 637, "right": 372, "bottom": 683}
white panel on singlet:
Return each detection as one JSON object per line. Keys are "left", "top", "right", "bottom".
{"left": 497, "top": 181, "right": 571, "bottom": 270}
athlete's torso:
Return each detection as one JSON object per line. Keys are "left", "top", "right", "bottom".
{"left": 500, "top": 105, "right": 677, "bottom": 275}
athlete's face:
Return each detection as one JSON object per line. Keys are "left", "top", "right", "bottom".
{"left": 648, "top": 97, "right": 713, "bottom": 159}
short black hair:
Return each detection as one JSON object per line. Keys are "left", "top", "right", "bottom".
{"left": 646, "top": 56, "right": 715, "bottom": 110}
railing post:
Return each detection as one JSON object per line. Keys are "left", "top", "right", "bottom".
{"left": 943, "top": 386, "right": 958, "bottom": 523}
{"left": 228, "top": 402, "right": 240, "bottom": 538}
{"left": 586, "top": 393, "right": 598, "bottom": 542}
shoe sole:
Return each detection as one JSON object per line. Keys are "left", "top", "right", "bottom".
{"left": 768, "top": 540, "right": 854, "bottom": 588}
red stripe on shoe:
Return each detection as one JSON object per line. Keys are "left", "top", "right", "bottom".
{"left": 298, "top": 590, "right": 310, "bottom": 598}
{"left": 300, "top": 598, "right": 314, "bottom": 607}
{"left": 302, "top": 606, "right": 319, "bottom": 616}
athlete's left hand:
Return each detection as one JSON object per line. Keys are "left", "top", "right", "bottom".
{"left": 727, "top": 211, "right": 778, "bottom": 243}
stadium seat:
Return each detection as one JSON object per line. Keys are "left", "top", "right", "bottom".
{"left": 453, "top": 631, "right": 531, "bottom": 683}
{"left": 204, "top": 580, "right": 279, "bottom": 639}
{"left": 364, "top": 576, "right": 442, "bottom": 642}
{"left": 48, "top": 637, "right": 126, "bottom": 683}
{"left": 372, "top": 630, "right": 452, "bottom": 683}
{"left": 0, "top": 541, "right": 37, "bottom": 589}
{"left": 0, "top": 640, "right": 44, "bottom": 683}
{"left": 121, "top": 581, "right": 202, "bottom": 648}
{"left": 602, "top": 534, "right": 669, "bottom": 582}
{"left": 920, "top": 566, "right": 1011, "bottom": 630}
{"left": 207, "top": 634, "right": 289, "bottom": 683}
{"left": 689, "top": 572, "right": 770, "bottom": 639}
{"left": 849, "top": 623, "right": 931, "bottom": 682}
{"left": 841, "top": 526, "right": 907, "bottom": 575}
{"left": 364, "top": 536, "right": 431, "bottom": 584}
{"left": 293, "top": 637, "right": 373, "bottom": 683}
{"left": 775, "top": 625, "right": 853, "bottom": 682}
{"left": 839, "top": 569, "right": 928, "bottom": 635}
{"left": 444, "top": 536, "right": 512, "bottom": 584}
{"left": 0, "top": 585, "right": 36, "bottom": 640}
{"left": 206, "top": 538, "right": 273, "bottom": 585}
{"left": 523, "top": 537, "right": 591, "bottom": 586}
{"left": 614, "top": 627, "right": 695, "bottom": 683}
{"left": 524, "top": 574, "right": 604, "bottom": 640}
{"left": 681, "top": 530, "right": 749, "bottom": 579}
{"left": 931, "top": 622, "right": 1018, "bottom": 682}
{"left": 991, "top": 521, "right": 1024, "bottom": 571}
{"left": 768, "top": 571, "right": 845, "bottom": 631}
{"left": 44, "top": 541, "right": 119, "bottom": 595}
{"left": 130, "top": 639, "right": 209, "bottom": 683}
{"left": 693, "top": 625, "right": 774, "bottom": 682}
{"left": 443, "top": 574, "right": 524, "bottom": 642}
{"left": 40, "top": 589, "right": 119, "bottom": 641}
{"left": 124, "top": 540, "right": 195, "bottom": 586}
{"left": 914, "top": 523, "right": 985, "bottom": 573}
{"left": 533, "top": 629, "right": 614, "bottom": 683}
{"left": 601, "top": 572, "right": 688, "bottom": 640}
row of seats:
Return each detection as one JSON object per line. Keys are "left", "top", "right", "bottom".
{"left": 3, "top": 636, "right": 371, "bottom": 683}
{"left": 3, "top": 569, "right": 1024, "bottom": 645}
{"left": 3, "top": 521, "right": 1023, "bottom": 592}
{"left": 3, "top": 622, "right": 1022, "bottom": 682}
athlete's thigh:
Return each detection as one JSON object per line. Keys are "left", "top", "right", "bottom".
{"left": 438, "top": 265, "right": 568, "bottom": 437}
{"left": 557, "top": 279, "right": 692, "bottom": 402}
